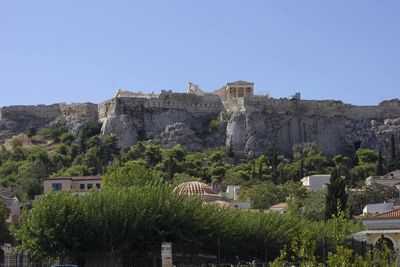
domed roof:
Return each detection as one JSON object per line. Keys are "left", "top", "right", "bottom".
{"left": 173, "top": 181, "right": 217, "bottom": 196}
{"left": 173, "top": 181, "right": 224, "bottom": 201}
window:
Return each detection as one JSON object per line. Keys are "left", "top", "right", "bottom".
{"left": 87, "top": 184, "right": 93, "bottom": 189}
{"left": 80, "top": 184, "right": 85, "bottom": 190}
{"left": 96, "top": 183, "right": 101, "bottom": 189}
{"left": 52, "top": 183, "right": 62, "bottom": 191}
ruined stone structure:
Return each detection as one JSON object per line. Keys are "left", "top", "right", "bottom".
{"left": 1, "top": 82, "right": 400, "bottom": 157}
{"left": 217, "top": 80, "right": 254, "bottom": 101}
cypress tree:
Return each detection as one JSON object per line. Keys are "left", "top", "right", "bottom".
{"left": 227, "top": 138, "right": 234, "bottom": 158}
{"left": 389, "top": 134, "right": 397, "bottom": 171}
{"left": 299, "top": 146, "right": 305, "bottom": 180}
{"left": 376, "top": 150, "right": 384, "bottom": 176}
{"left": 251, "top": 161, "right": 256, "bottom": 180}
{"left": 258, "top": 160, "right": 263, "bottom": 180}
{"left": 167, "top": 155, "right": 175, "bottom": 181}
{"left": 271, "top": 143, "right": 278, "bottom": 182}
{"left": 325, "top": 168, "right": 348, "bottom": 219}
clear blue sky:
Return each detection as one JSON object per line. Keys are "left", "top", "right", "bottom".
{"left": 1, "top": 0, "right": 399, "bottom": 106}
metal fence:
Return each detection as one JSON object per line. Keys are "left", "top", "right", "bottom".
{"left": 0, "top": 238, "right": 392, "bottom": 267}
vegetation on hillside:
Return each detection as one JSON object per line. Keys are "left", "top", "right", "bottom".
{"left": 0, "top": 122, "right": 399, "bottom": 264}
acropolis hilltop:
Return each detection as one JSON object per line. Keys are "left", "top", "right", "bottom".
{"left": 0, "top": 80, "right": 399, "bottom": 158}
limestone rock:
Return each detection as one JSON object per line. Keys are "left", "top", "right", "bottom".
{"left": 100, "top": 115, "right": 137, "bottom": 148}
{"left": 157, "top": 123, "right": 204, "bottom": 151}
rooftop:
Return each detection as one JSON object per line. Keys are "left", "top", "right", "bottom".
{"left": 363, "top": 208, "right": 400, "bottom": 221}
{"left": 270, "top": 202, "right": 288, "bottom": 209}
{"left": 226, "top": 80, "right": 254, "bottom": 86}
{"left": 44, "top": 176, "right": 102, "bottom": 181}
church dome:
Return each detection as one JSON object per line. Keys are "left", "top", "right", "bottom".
{"left": 173, "top": 181, "right": 224, "bottom": 202}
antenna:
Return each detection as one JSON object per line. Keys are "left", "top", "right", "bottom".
{"left": 113, "top": 65, "right": 116, "bottom": 91}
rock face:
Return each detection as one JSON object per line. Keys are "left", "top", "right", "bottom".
{"left": 226, "top": 98, "right": 400, "bottom": 156}
{"left": 1, "top": 92, "right": 400, "bottom": 157}
{"left": 98, "top": 93, "right": 224, "bottom": 149}
{"left": 0, "top": 103, "right": 98, "bottom": 141}
{"left": 157, "top": 123, "right": 204, "bottom": 151}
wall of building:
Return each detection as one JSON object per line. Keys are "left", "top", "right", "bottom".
{"left": 43, "top": 179, "right": 72, "bottom": 193}
{"left": 71, "top": 179, "right": 102, "bottom": 192}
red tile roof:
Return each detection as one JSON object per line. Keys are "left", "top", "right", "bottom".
{"left": 364, "top": 208, "right": 400, "bottom": 220}
{"left": 44, "top": 176, "right": 102, "bottom": 181}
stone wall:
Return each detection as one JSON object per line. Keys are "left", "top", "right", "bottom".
{"left": 98, "top": 93, "right": 224, "bottom": 147}
{"left": 225, "top": 97, "right": 400, "bottom": 156}
{"left": 1, "top": 92, "right": 400, "bottom": 156}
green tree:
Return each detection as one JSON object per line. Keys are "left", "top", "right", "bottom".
{"left": 26, "top": 124, "right": 37, "bottom": 139}
{"left": 104, "top": 161, "right": 158, "bottom": 188}
{"left": 325, "top": 168, "right": 348, "bottom": 219}
{"left": 389, "top": 134, "right": 398, "bottom": 172}
{"left": 376, "top": 150, "right": 384, "bottom": 175}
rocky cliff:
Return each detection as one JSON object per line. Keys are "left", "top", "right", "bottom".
{"left": 1, "top": 93, "right": 400, "bottom": 157}
{"left": 226, "top": 97, "right": 400, "bottom": 156}
{"left": 0, "top": 103, "right": 98, "bottom": 141}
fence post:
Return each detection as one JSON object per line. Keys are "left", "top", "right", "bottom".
{"left": 361, "top": 241, "right": 365, "bottom": 259}
{"left": 370, "top": 244, "right": 374, "bottom": 261}
{"left": 217, "top": 239, "right": 221, "bottom": 264}
{"left": 322, "top": 236, "right": 327, "bottom": 266}
{"left": 264, "top": 237, "right": 267, "bottom": 263}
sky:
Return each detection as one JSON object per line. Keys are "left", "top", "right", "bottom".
{"left": 1, "top": 0, "right": 400, "bottom": 106}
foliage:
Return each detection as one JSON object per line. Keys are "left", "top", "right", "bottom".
{"left": 325, "top": 168, "right": 347, "bottom": 219}
{"left": 14, "top": 183, "right": 304, "bottom": 257}
{"left": 208, "top": 118, "right": 221, "bottom": 133}
{"left": 239, "top": 181, "right": 306, "bottom": 209}
{"left": 348, "top": 183, "right": 398, "bottom": 216}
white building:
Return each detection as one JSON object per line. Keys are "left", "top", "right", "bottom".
{"left": 269, "top": 202, "right": 288, "bottom": 214}
{"left": 0, "top": 189, "right": 21, "bottom": 225}
{"left": 363, "top": 202, "right": 394, "bottom": 215}
{"left": 353, "top": 208, "right": 400, "bottom": 250}
{"left": 219, "top": 185, "right": 251, "bottom": 209}
{"left": 301, "top": 175, "right": 331, "bottom": 191}
{"left": 365, "top": 170, "right": 400, "bottom": 188}
{"left": 220, "top": 185, "right": 240, "bottom": 201}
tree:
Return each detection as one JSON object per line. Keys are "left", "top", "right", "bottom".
{"left": 167, "top": 155, "right": 175, "bottom": 181}
{"left": 325, "top": 168, "right": 348, "bottom": 219}
{"left": 26, "top": 124, "right": 37, "bottom": 139}
{"left": 376, "top": 150, "right": 384, "bottom": 176}
{"left": 0, "top": 201, "right": 10, "bottom": 244}
{"left": 258, "top": 160, "right": 263, "bottom": 181}
{"left": 102, "top": 135, "right": 119, "bottom": 164}
{"left": 251, "top": 160, "right": 256, "bottom": 180}
{"left": 226, "top": 138, "right": 234, "bottom": 158}
{"left": 104, "top": 161, "right": 158, "bottom": 188}
{"left": 389, "top": 134, "right": 398, "bottom": 172}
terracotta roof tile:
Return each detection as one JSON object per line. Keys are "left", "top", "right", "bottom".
{"left": 44, "top": 176, "right": 102, "bottom": 181}
{"left": 364, "top": 208, "right": 400, "bottom": 220}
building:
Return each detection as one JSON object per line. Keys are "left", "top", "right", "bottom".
{"left": 43, "top": 176, "right": 102, "bottom": 193}
{"left": 365, "top": 170, "right": 400, "bottom": 188}
{"left": 363, "top": 202, "right": 394, "bottom": 215}
{"left": 219, "top": 185, "right": 240, "bottom": 201}
{"left": 0, "top": 189, "right": 21, "bottom": 225}
{"left": 269, "top": 202, "right": 288, "bottom": 214}
{"left": 219, "top": 185, "right": 251, "bottom": 209}
{"left": 301, "top": 175, "right": 331, "bottom": 191}
{"left": 173, "top": 181, "right": 224, "bottom": 202}
{"left": 355, "top": 208, "right": 400, "bottom": 250}
{"left": 217, "top": 81, "right": 254, "bottom": 101}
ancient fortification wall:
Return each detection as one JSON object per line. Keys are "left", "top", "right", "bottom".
{"left": 0, "top": 104, "right": 62, "bottom": 121}
{"left": 238, "top": 97, "right": 400, "bottom": 119}
{"left": 98, "top": 92, "right": 224, "bottom": 119}
{"left": 1, "top": 91, "right": 400, "bottom": 156}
